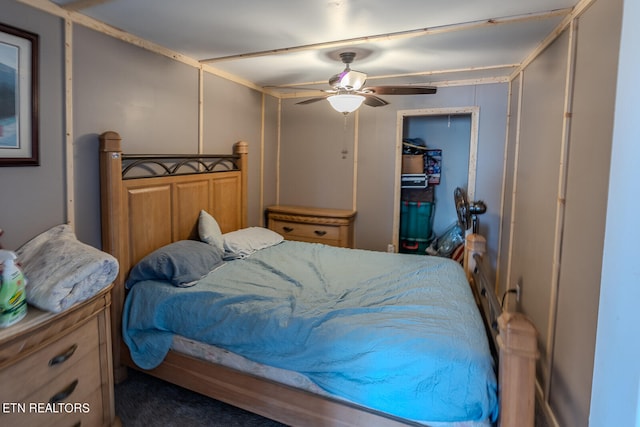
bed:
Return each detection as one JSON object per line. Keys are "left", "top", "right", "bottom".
{"left": 99, "top": 131, "right": 538, "bottom": 427}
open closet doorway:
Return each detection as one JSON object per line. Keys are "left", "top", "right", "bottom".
{"left": 392, "top": 107, "right": 479, "bottom": 254}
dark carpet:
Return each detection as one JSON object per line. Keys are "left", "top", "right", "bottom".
{"left": 114, "top": 368, "right": 287, "bottom": 427}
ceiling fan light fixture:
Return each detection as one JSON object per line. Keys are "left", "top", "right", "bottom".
{"left": 327, "top": 94, "right": 365, "bottom": 114}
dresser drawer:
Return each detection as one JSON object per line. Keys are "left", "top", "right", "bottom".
{"left": 41, "top": 386, "right": 104, "bottom": 427}
{"left": 272, "top": 219, "right": 340, "bottom": 243}
{"left": 24, "top": 344, "right": 101, "bottom": 402}
{"left": 0, "top": 317, "right": 100, "bottom": 404}
{"left": 266, "top": 205, "right": 356, "bottom": 248}
{"left": 1, "top": 380, "right": 104, "bottom": 427}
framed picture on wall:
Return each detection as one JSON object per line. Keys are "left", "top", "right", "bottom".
{"left": 0, "top": 22, "right": 38, "bottom": 166}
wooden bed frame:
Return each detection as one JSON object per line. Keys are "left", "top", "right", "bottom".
{"left": 99, "top": 131, "right": 538, "bottom": 427}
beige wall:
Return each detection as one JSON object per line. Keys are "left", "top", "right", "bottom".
{"left": 278, "top": 100, "right": 357, "bottom": 211}
{"left": 0, "top": 1, "right": 66, "bottom": 249}
{"left": 500, "top": 0, "right": 622, "bottom": 425}
{"left": 551, "top": 0, "right": 621, "bottom": 423}
{"left": 509, "top": 27, "right": 570, "bottom": 389}
{"left": 72, "top": 25, "right": 267, "bottom": 246}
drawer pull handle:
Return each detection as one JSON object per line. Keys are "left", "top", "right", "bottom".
{"left": 49, "top": 344, "right": 78, "bottom": 366}
{"left": 49, "top": 379, "right": 78, "bottom": 404}
{"left": 314, "top": 230, "right": 327, "bottom": 236}
{"left": 282, "top": 226, "right": 294, "bottom": 233}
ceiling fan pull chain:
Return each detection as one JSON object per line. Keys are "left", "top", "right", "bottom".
{"left": 342, "top": 115, "right": 349, "bottom": 159}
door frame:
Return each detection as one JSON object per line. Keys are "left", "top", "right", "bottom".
{"left": 392, "top": 106, "right": 480, "bottom": 250}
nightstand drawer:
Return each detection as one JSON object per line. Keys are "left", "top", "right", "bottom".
{"left": 272, "top": 220, "right": 340, "bottom": 242}
{"left": 0, "top": 317, "right": 99, "bottom": 404}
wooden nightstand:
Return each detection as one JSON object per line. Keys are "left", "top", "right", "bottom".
{"left": 0, "top": 286, "right": 119, "bottom": 427}
{"left": 266, "top": 205, "right": 356, "bottom": 248}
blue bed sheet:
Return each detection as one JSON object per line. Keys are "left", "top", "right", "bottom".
{"left": 122, "top": 241, "right": 498, "bottom": 422}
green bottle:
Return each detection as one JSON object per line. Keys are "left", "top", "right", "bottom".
{"left": 0, "top": 250, "right": 27, "bottom": 328}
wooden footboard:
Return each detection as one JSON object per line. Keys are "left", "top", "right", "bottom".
{"left": 122, "top": 349, "right": 423, "bottom": 427}
{"left": 466, "top": 233, "right": 539, "bottom": 427}
{"left": 100, "top": 130, "right": 539, "bottom": 427}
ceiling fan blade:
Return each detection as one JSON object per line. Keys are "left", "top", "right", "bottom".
{"left": 364, "top": 86, "right": 437, "bottom": 95}
{"left": 363, "top": 94, "right": 389, "bottom": 107}
{"left": 296, "top": 97, "right": 327, "bottom": 105}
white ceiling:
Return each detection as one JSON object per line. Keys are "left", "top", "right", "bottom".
{"left": 48, "top": 0, "right": 580, "bottom": 95}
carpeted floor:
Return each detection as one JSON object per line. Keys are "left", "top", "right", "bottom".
{"left": 114, "top": 369, "right": 286, "bottom": 427}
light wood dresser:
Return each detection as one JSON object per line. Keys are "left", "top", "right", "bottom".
{"left": 266, "top": 205, "right": 356, "bottom": 248}
{"left": 0, "top": 285, "right": 119, "bottom": 427}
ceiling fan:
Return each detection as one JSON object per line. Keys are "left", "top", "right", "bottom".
{"left": 297, "top": 52, "right": 437, "bottom": 113}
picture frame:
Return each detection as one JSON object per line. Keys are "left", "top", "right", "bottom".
{"left": 0, "top": 22, "right": 39, "bottom": 166}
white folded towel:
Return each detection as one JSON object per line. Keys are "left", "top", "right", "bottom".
{"left": 16, "top": 224, "right": 119, "bottom": 313}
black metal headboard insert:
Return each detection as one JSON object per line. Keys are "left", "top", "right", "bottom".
{"left": 121, "top": 154, "right": 240, "bottom": 179}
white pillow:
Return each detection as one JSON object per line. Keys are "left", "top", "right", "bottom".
{"left": 198, "top": 210, "right": 224, "bottom": 253}
{"left": 223, "top": 227, "right": 283, "bottom": 260}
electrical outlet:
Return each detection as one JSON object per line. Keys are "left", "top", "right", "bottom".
{"left": 516, "top": 282, "right": 521, "bottom": 303}
{"left": 387, "top": 244, "right": 395, "bottom": 253}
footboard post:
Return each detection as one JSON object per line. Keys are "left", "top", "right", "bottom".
{"left": 464, "top": 233, "right": 486, "bottom": 282}
{"left": 497, "top": 312, "right": 538, "bottom": 427}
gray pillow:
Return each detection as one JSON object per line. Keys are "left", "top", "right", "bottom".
{"left": 125, "top": 240, "right": 223, "bottom": 288}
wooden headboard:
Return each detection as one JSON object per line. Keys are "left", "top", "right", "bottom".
{"left": 98, "top": 131, "right": 248, "bottom": 380}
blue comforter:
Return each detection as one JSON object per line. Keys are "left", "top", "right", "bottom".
{"left": 123, "top": 241, "right": 498, "bottom": 422}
